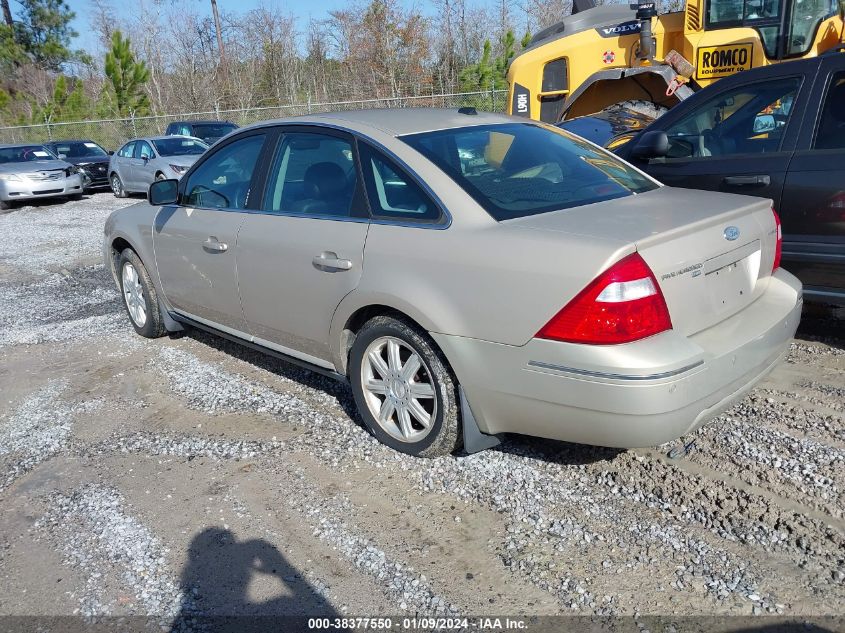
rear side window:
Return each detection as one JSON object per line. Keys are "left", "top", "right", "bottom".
{"left": 401, "top": 123, "right": 657, "bottom": 221}
{"left": 264, "top": 132, "right": 356, "bottom": 217}
{"left": 814, "top": 71, "right": 845, "bottom": 150}
{"left": 359, "top": 144, "right": 440, "bottom": 222}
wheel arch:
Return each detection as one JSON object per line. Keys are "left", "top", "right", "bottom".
{"left": 331, "top": 299, "right": 439, "bottom": 376}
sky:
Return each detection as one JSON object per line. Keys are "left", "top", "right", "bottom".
{"left": 66, "top": 0, "right": 434, "bottom": 54}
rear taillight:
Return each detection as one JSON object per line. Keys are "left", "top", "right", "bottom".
{"left": 537, "top": 252, "right": 672, "bottom": 345}
{"left": 772, "top": 207, "right": 782, "bottom": 273}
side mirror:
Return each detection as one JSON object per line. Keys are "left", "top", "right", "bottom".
{"left": 631, "top": 130, "right": 669, "bottom": 160}
{"left": 753, "top": 114, "right": 776, "bottom": 134}
{"left": 57, "top": 153, "right": 67, "bottom": 160}
{"left": 149, "top": 179, "right": 179, "bottom": 206}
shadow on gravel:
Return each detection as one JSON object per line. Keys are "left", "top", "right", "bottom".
{"left": 497, "top": 435, "right": 626, "bottom": 466}
{"left": 797, "top": 302, "right": 845, "bottom": 350}
{"left": 180, "top": 328, "right": 625, "bottom": 466}
{"left": 180, "top": 328, "right": 364, "bottom": 425}
{"left": 0, "top": 194, "right": 95, "bottom": 214}
{"left": 171, "top": 527, "right": 343, "bottom": 632}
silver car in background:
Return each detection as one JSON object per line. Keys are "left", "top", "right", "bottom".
{"left": 0, "top": 144, "right": 84, "bottom": 211}
{"left": 103, "top": 109, "right": 802, "bottom": 458}
{"left": 108, "top": 135, "right": 208, "bottom": 198}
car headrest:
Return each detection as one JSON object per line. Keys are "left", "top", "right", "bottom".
{"left": 304, "top": 162, "right": 347, "bottom": 198}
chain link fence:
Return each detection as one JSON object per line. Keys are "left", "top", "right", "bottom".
{"left": 0, "top": 90, "right": 508, "bottom": 151}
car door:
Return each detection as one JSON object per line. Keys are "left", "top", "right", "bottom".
{"left": 134, "top": 140, "right": 157, "bottom": 191}
{"left": 236, "top": 127, "right": 369, "bottom": 365}
{"left": 114, "top": 141, "right": 135, "bottom": 187}
{"left": 626, "top": 72, "right": 811, "bottom": 209}
{"left": 778, "top": 58, "right": 845, "bottom": 303}
{"left": 153, "top": 130, "right": 270, "bottom": 332}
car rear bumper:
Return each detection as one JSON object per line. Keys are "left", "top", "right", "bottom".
{"left": 0, "top": 174, "right": 84, "bottom": 201}
{"left": 432, "top": 268, "right": 803, "bottom": 448}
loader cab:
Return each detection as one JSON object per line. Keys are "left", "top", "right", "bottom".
{"left": 704, "top": 0, "right": 840, "bottom": 59}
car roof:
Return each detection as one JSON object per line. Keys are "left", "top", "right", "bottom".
{"left": 170, "top": 120, "right": 236, "bottom": 125}
{"left": 245, "top": 108, "right": 518, "bottom": 137}
{"left": 46, "top": 139, "right": 101, "bottom": 144}
{"left": 0, "top": 143, "right": 49, "bottom": 149}
{"left": 126, "top": 135, "right": 204, "bottom": 143}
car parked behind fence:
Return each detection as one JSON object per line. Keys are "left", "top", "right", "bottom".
{"left": 0, "top": 143, "right": 84, "bottom": 211}
{"left": 45, "top": 139, "right": 112, "bottom": 191}
{"left": 109, "top": 136, "right": 208, "bottom": 198}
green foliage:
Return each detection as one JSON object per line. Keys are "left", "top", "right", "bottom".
{"left": 102, "top": 30, "right": 150, "bottom": 117}
{"left": 14, "top": 0, "right": 85, "bottom": 70}
{"left": 459, "top": 29, "right": 531, "bottom": 92}
{"left": 31, "top": 75, "right": 90, "bottom": 123}
{"left": 0, "top": 23, "right": 25, "bottom": 73}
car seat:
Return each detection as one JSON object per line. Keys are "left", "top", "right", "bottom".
{"left": 292, "top": 162, "right": 351, "bottom": 215}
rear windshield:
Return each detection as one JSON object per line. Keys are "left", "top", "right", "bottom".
{"left": 191, "top": 123, "right": 237, "bottom": 140}
{"left": 50, "top": 141, "right": 108, "bottom": 158}
{"left": 401, "top": 123, "right": 658, "bottom": 221}
{"left": 152, "top": 137, "right": 208, "bottom": 157}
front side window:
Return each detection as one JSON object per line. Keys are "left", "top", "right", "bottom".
{"left": 359, "top": 144, "right": 440, "bottom": 222}
{"left": 135, "top": 141, "right": 154, "bottom": 159}
{"left": 814, "top": 71, "right": 845, "bottom": 150}
{"left": 264, "top": 132, "right": 356, "bottom": 217}
{"left": 183, "top": 133, "right": 266, "bottom": 210}
{"left": 152, "top": 137, "right": 208, "bottom": 157}
{"left": 402, "top": 123, "right": 657, "bottom": 221}
{"left": 118, "top": 142, "right": 136, "bottom": 158}
{"left": 662, "top": 77, "right": 801, "bottom": 159}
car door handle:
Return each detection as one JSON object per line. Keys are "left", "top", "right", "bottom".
{"left": 723, "top": 175, "right": 771, "bottom": 186}
{"left": 312, "top": 251, "right": 353, "bottom": 271}
{"left": 202, "top": 237, "right": 228, "bottom": 253}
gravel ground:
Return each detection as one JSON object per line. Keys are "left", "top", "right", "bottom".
{"left": 0, "top": 193, "right": 843, "bottom": 628}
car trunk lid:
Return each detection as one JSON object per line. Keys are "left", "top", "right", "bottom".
{"left": 507, "top": 186, "right": 777, "bottom": 336}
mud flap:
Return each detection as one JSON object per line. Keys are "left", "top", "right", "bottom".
{"left": 460, "top": 386, "right": 502, "bottom": 454}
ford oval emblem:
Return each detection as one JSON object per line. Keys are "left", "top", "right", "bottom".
{"left": 724, "top": 226, "right": 740, "bottom": 241}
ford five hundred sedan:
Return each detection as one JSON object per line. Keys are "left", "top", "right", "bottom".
{"left": 0, "top": 143, "right": 84, "bottom": 210}
{"left": 104, "top": 109, "right": 803, "bottom": 457}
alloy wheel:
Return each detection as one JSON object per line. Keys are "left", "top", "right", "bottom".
{"left": 360, "top": 336, "right": 437, "bottom": 443}
{"left": 121, "top": 262, "right": 147, "bottom": 327}
{"left": 111, "top": 175, "right": 122, "bottom": 196}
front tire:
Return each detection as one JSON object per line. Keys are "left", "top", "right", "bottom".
{"left": 349, "top": 316, "right": 462, "bottom": 457}
{"left": 117, "top": 248, "right": 167, "bottom": 338}
{"left": 0, "top": 199, "right": 11, "bottom": 211}
{"left": 111, "top": 173, "right": 127, "bottom": 198}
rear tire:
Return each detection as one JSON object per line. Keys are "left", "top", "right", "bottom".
{"left": 0, "top": 199, "right": 10, "bottom": 211}
{"left": 117, "top": 248, "right": 167, "bottom": 338}
{"left": 68, "top": 194, "right": 83, "bottom": 201}
{"left": 349, "top": 316, "right": 462, "bottom": 457}
{"left": 111, "top": 173, "right": 127, "bottom": 198}
{"left": 607, "top": 100, "right": 669, "bottom": 120}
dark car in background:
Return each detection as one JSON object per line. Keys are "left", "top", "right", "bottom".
{"left": 164, "top": 120, "right": 238, "bottom": 145}
{"left": 45, "top": 139, "right": 112, "bottom": 191}
{"left": 561, "top": 52, "right": 845, "bottom": 307}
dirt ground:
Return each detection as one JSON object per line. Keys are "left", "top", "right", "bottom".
{"left": 0, "top": 193, "right": 843, "bottom": 629}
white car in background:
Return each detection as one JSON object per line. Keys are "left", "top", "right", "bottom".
{"left": 0, "top": 143, "right": 84, "bottom": 211}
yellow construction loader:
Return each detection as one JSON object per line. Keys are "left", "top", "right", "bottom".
{"left": 507, "top": 0, "right": 845, "bottom": 122}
